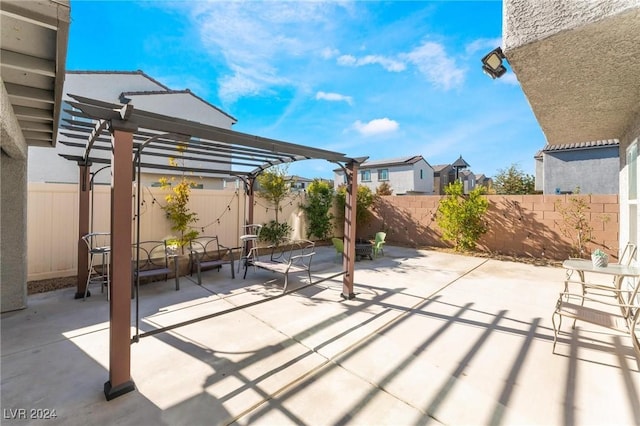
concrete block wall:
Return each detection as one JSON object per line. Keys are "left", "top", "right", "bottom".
{"left": 361, "top": 194, "right": 619, "bottom": 261}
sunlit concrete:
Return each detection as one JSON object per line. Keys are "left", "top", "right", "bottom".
{"left": 2, "top": 246, "right": 638, "bottom": 425}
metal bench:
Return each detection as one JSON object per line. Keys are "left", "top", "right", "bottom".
{"left": 243, "top": 239, "right": 315, "bottom": 292}
{"left": 131, "top": 240, "right": 179, "bottom": 292}
{"left": 189, "top": 236, "right": 236, "bottom": 285}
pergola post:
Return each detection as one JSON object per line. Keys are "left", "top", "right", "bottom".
{"left": 246, "top": 175, "right": 256, "bottom": 227}
{"left": 342, "top": 160, "right": 358, "bottom": 299}
{"left": 76, "top": 164, "right": 91, "bottom": 299}
{"left": 104, "top": 122, "right": 136, "bottom": 401}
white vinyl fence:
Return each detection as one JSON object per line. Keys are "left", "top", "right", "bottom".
{"left": 27, "top": 183, "right": 310, "bottom": 281}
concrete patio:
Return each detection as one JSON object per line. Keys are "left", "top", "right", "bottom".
{"left": 2, "top": 245, "right": 639, "bottom": 425}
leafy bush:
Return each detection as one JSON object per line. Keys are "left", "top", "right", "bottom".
{"left": 493, "top": 164, "right": 536, "bottom": 194}
{"left": 376, "top": 182, "right": 393, "bottom": 196}
{"left": 436, "top": 181, "right": 488, "bottom": 251}
{"left": 259, "top": 220, "right": 292, "bottom": 246}
{"left": 335, "top": 184, "right": 376, "bottom": 225}
{"left": 301, "top": 179, "right": 334, "bottom": 240}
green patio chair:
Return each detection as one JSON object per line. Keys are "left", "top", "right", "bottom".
{"left": 372, "top": 232, "right": 386, "bottom": 258}
{"left": 331, "top": 237, "right": 344, "bottom": 262}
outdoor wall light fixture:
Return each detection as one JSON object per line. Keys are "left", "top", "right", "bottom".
{"left": 481, "top": 47, "right": 507, "bottom": 79}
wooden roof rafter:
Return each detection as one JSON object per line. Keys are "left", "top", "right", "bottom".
{"left": 59, "top": 94, "right": 354, "bottom": 177}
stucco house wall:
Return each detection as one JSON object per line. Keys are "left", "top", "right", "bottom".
{"left": 534, "top": 154, "right": 543, "bottom": 192}
{"left": 28, "top": 71, "right": 236, "bottom": 187}
{"left": 542, "top": 145, "right": 619, "bottom": 195}
{"left": 334, "top": 157, "right": 434, "bottom": 195}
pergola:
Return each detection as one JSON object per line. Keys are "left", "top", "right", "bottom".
{"left": 59, "top": 94, "right": 364, "bottom": 400}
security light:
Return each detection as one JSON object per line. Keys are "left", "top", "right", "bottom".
{"left": 481, "top": 47, "right": 507, "bottom": 79}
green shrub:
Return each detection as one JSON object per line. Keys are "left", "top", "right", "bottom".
{"left": 301, "top": 179, "right": 334, "bottom": 240}
{"left": 436, "top": 181, "right": 488, "bottom": 251}
{"left": 335, "top": 184, "right": 376, "bottom": 225}
{"left": 259, "top": 220, "right": 293, "bottom": 246}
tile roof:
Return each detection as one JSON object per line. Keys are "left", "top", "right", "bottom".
{"left": 541, "top": 139, "right": 619, "bottom": 152}
{"left": 452, "top": 155, "right": 470, "bottom": 168}
{"left": 359, "top": 155, "right": 425, "bottom": 169}
{"left": 432, "top": 164, "right": 452, "bottom": 172}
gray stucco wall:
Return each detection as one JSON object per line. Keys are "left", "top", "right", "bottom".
{"left": 1, "top": 151, "right": 28, "bottom": 312}
{"left": 534, "top": 157, "right": 543, "bottom": 191}
{"left": 503, "top": 0, "right": 637, "bottom": 50}
{"left": 543, "top": 147, "right": 619, "bottom": 194}
{"left": 619, "top": 110, "right": 640, "bottom": 251}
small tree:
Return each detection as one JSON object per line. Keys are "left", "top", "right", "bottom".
{"left": 335, "top": 184, "right": 377, "bottom": 227}
{"left": 256, "top": 165, "right": 293, "bottom": 245}
{"left": 160, "top": 176, "right": 199, "bottom": 254}
{"left": 376, "top": 182, "right": 393, "bottom": 196}
{"left": 493, "top": 164, "right": 536, "bottom": 194}
{"left": 436, "top": 181, "right": 488, "bottom": 251}
{"left": 554, "top": 189, "right": 608, "bottom": 258}
{"left": 301, "top": 179, "right": 334, "bottom": 240}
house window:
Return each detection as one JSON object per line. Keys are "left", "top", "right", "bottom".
{"left": 420, "top": 169, "right": 424, "bottom": 179}
{"left": 378, "top": 169, "right": 389, "bottom": 181}
{"left": 361, "top": 170, "right": 371, "bottom": 182}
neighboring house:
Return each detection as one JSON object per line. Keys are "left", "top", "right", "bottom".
{"left": 475, "top": 174, "right": 493, "bottom": 191}
{"left": 535, "top": 140, "right": 620, "bottom": 195}
{"left": 288, "top": 175, "right": 314, "bottom": 192}
{"left": 534, "top": 150, "right": 543, "bottom": 192}
{"left": 334, "top": 155, "right": 434, "bottom": 195}
{"left": 450, "top": 155, "right": 476, "bottom": 194}
{"left": 458, "top": 169, "right": 477, "bottom": 194}
{"left": 28, "top": 70, "right": 237, "bottom": 189}
{"left": 433, "top": 164, "right": 454, "bottom": 195}
{"left": 503, "top": 1, "right": 639, "bottom": 252}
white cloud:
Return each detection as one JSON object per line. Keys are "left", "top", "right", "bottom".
{"left": 352, "top": 118, "right": 399, "bottom": 136}
{"left": 465, "top": 37, "right": 503, "bottom": 56}
{"left": 321, "top": 47, "right": 340, "bottom": 59}
{"left": 189, "top": 2, "right": 346, "bottom": 103}
{"left": 337, "top": 54, "right": 406, "bottom": 72}
{"left": 337, "top": 54, "right": 357, "bottom": 66}
{"left": 403, "top": 41, "right": 465, "bottom": 90}
{"left": 499, "top": 72, "right": 520, "bottom": 86}
{"left": 316, "top": 91, "right": 353, "bottom": 105}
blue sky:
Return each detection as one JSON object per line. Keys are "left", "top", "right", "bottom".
{"left": 67, "top": 0, "right": 545, "bottom": 180}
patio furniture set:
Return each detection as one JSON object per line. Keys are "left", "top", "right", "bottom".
{"left": 85, "top": 224, "right": 387, "bottom": 297}
{"left": 552, "top": 243, "right": 640, "bottom": 359}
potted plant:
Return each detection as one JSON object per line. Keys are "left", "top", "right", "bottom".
{"left": 591, "top": 249, "right": 608, "bottom": 268}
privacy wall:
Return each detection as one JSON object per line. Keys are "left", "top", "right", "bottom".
{"left": 27, "top": 183, "right": 307, "bottom": 281}
{"left": 361, "top": 194, "right": 619, "bottom": 261}
{"left": 28, "top": 185, "right": 619, "bottom": 281}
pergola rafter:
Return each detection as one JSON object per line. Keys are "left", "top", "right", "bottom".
{"left": 59, "top": 94, "right": 364, "bottom": 401}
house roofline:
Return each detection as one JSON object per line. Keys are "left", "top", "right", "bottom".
{"left": 541, "top": 139, "right": 619, "bottom": 152}
{"left": 120, "top": 89, "right": 238, "bottom": 123}
{"left": 66, "top": 70, "right": 171, "bottom": 90}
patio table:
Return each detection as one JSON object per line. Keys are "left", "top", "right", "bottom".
{"left": 561, "top": 258, "right": 640, "bottom": 354}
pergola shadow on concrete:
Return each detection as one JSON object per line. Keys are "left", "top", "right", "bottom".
{"left": 59, "top": 94, "right": 365, "bottom": 400}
